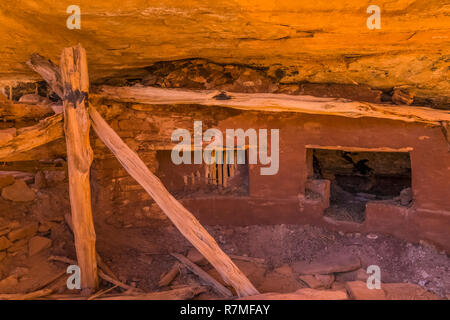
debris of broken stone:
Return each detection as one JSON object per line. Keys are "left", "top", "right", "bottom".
{"left": 7, "top": 222, "right": 39, "bottom": 241}
{"left": 0, "top": 175, "right": 15, "bottom": 189}
{"left": 28, "top": 236, "right": 52, "bottom": 256}
{"left": 292, "top": 254, "right": 361, "bottom": 275}
{"left": 1, "top": 179, "right": 36, "bottom": 202}
{"left": 345, "top": 280, "right": 387, "bottom": 300}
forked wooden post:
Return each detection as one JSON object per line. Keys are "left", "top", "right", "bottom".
{"left": 60, "top": 45, "right": 98, "bottom": 293}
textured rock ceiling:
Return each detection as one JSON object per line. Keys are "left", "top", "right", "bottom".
{"left": 0, "top": 0, "right": 449, "bottom": 104}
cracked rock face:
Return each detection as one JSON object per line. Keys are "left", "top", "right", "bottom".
{"left": 0, "top": 1, "right": 448, "bottom": 107}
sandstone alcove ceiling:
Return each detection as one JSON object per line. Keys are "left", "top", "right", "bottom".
{"left": 0, "top": 1, "right": 449, "bottom": 303}
{"left": 0, "top": 0, "right": 449, "bottom": 108}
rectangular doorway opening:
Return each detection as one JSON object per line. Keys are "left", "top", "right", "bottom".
{"left": 307, "top": 148, "right": 412, "bottom": 223}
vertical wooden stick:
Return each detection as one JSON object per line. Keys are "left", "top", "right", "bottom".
{"left": 60, "top": 44, "right": 98, "bottom": 294}
{"left": 222, "top": 150, "right": 228, "bottom": 187}
{"left": 218, "top": 162, "right": 223, "bottom": 186}
{"left": 229, "top": 150, "right": 235, "bottom": 178}
{"left": 204, "top": 165, "right": 209, "bottom": 184}
{"left": 211, "top": 150, "right": 217, "bottom": 185}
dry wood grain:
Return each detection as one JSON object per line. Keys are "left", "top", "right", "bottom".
{"left": 27, "top": 53, "right": 64, "bottom": 98}
{"left": 0, "top": 113, "right": 63, "bottom": 161}
{"left": 158, "top": 263, "right": 181, "bottom": 287}
{"left": 229, "top": 254, "right": 265, "bottom": 264}
{"left": 0, "top": 288, "right": 54, "bottom": 300}
{"left": 96, "top": 85, "right": 450, "bottom": 125}
{"left": 172, "top": 253, "right": 233, "bottom": 297}
{"left": 60, "top": 44, "right": 98, "bottom": 294}
{"left": 0, "top": 102, "right": 54, "bottom": 121}
{"left": 98, "top": 285, "right": 206, "bottom": 300}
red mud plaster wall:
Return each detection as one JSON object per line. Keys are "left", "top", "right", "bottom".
{"left": 89, "top": 104, "right": 450, "bottom": 250}
{"left": 294, "top": 115, "right": 450, "bottom": 211}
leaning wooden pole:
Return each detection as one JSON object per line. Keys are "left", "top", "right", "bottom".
{"left": 26, "top": 48, "right": 258, "bottom": 297}
{"left": 89, "top": 106, "right": 259, "bottom": 297}
{"left": 60, "top": 45, "right": 98, "bottom": 293}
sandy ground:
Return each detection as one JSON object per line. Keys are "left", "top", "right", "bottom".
{"left": 0, "top": 182, "right": 448, "bottom": 299}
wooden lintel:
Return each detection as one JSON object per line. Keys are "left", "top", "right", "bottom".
{"left": 95, "top": 86, "right": 450, "bottom": 125}
{"left": 305, "top": 145, "right": 414, "bottom": 153}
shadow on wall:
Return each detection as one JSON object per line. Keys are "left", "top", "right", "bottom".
{"left": 306, "top": 149, "right": 412, "bottom": 223}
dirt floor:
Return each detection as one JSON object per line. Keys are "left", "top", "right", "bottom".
{"left": 0, "top": 177, "right": 448, "bottom": 299}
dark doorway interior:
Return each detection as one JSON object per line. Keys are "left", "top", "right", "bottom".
{"left": 310, "top": 149, "right": 412, "bottom": 223}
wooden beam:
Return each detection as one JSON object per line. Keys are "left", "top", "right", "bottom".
{"left": 0, "top": 114, "right": 63, "bottom": 161}
{"left": 95, "top": 86, "right": 450, "bottom": 125}
{"left": 0, "top": 288, "right": 54, "bottom": 300}
{"left": 2, "top": 139, "right": 66, "bottom": 162}
{"left": 229, "top": 254, "right": 265, "bottom": 264}
{"left": 97, "top": 285, "right": 206, "bottom": 300}
{"left": 89, "top": 106, "right": 259, "bottom": 297}
{"left": 47, "top": 285, "right": 206, "bottom": 300}
{"left": 172, "top": 253, "right": 233, "bottom": 297}
{"left": 60, "top": 45, "right": 98, "bottom": 294}
{"left": 158, "top": 263, "right": 180, "bottom": 287}
{"left": 0, "top": 160, "right": 66, "bottom": 173}
{"left": 0, "top": 102, "right": 55, "bottom": 121}
{"left": 87, "top": 285, "right": 118, "bottom": 300}
{"left": 305, "top": 145, "right": 414, "bottom": 153}
{"left": 27, "top": 53, "right": 64, "bottom": 98}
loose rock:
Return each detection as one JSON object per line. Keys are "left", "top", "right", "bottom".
{"left": 292, "top": 254, "right": 361, "bottom": 275}
{"left": 382, "top": 283, "right": 440, "bottom": 300}
{"left": 28, "top": 236, "right": 52, "bottom": 256}
{"left": 0, "top": 274, "right": 19, "bottom": 293}
{"left": 7, "top": 222, "right": 39, "bottom": 241}
{"left": 336, "top": 268, "right": 369, "bottom": 282}
{"left": 34, "top": 171, "right": 47, "bottom": 189}
{"left": 260, "top": 270, "right": 304, "bottom": 293}
{"left": 1, "top": 180, "right": 36, "bottom": 202}
{"left": 299, "top": 274, "right": 334, "bottom": 289}
{"left": 7, "top": 239, "right": 28, "bottom": 254}
{"left": 345, "top": 281, "right": 387, "bottom": 300}
{"left": 0, "top": 175, "right": 15, "bottom": 189}
{"left": 239, "top": 288, "right": 348, "bottom": 300}
{"left": 0, "top": 236, "right": 13, "bottom": 251}
{"left": 399, "top": 187, "right": 413, "bottom": 206}
{"left": 392, "top": 87, "right": 415, "bottom": 105}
